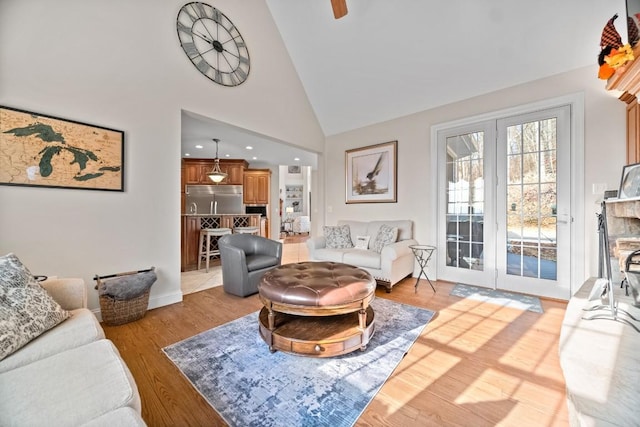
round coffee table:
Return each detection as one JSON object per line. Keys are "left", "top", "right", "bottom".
{"left": 257, "top": 261, "right": 376, "bottom": 357}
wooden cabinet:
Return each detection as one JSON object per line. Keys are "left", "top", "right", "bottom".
{"left": 182, "top": 159, "right": 213, "bottom": 185}
{"left": 626, "top": 96, "right": 640, "bottom": 165}
{"left": 181, "top": 216, "right": 201, "bottom": 271}
{"left": 181, "top": 159, "right": 248, "bottom": 186}
{"left": 260, "top": 217, "right": 269, "bottom": 239}
{"left": 221, "top": 161, "right": 245, "bottom": 185}
{"left": 243, "top": 169, "right": 271, "bottom": 205}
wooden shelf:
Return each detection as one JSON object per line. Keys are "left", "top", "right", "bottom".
{"left": 606, "top": 44, "right": 640, "bottom": 95}
{"left": 606, "top": 45, "right": 640, "bottom": 164}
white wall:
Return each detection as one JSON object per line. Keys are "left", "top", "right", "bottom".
{"left": 0, "top": 0, "right": 324, "bottom": 312}
{"left": 322, "top": 66, "right": 626, "bottom": 288}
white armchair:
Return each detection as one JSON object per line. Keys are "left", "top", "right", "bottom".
{"left": 292, "top": 216, "right": 310, "bottom": 234}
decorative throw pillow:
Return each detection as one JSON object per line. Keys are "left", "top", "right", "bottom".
{"left": 354, "top": 235, "right": 371, "bottom": 250}
{"left": 323, "top": 225, "right": 354, "bottom": 249}
{"left": 0, "top": 253, "right": 70, "bottom": 360}
{"left": 372, "top": 224, "right": 398, "bottom": 253}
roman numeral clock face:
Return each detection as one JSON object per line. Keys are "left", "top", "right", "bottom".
{"left": 177, "top": 2, "right": 250, "bottom": 87}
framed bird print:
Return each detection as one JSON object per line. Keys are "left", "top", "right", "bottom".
{"left": 345, "top": 140, "right": 397, "bottom": 203}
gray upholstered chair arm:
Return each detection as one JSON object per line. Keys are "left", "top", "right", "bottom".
{"left": 254, "top": 238, "right": 283, "bottom": 262}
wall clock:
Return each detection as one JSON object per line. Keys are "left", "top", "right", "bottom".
{"left": 177, "top": 2, "right": 250, "bottom": 87}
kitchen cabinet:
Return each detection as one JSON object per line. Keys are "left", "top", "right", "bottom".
{"left": 243, "top": 169, "right": 271, "bottom": 205}
{"left": 181, "top": 215, "right": 201, "bottom": 271}
{"left": 221, "top": 161, "right": 245, "bottom": 185}
{"left": 182, "top": 159, "right": 214, "bottom": 185}
{"left": 181, "top": 159, "right": 248, "bottom": 186}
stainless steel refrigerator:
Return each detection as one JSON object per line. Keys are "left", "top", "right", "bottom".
{"left": 185, "top": 185, "right": 243, "bottom": 215}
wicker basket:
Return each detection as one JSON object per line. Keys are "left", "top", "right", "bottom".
{"left": 98, "top": 290, "right": 150, "bottom": 326}
{"left": 94, "top": 267, "right": 155, "bottom": 326}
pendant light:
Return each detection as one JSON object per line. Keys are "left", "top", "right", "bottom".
{"left": 208, "top": 138, "right": 228, "bottom": 184}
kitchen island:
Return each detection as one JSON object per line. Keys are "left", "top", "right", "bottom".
{"left": 181, "top": 214, "right": 262, "bottom": 271}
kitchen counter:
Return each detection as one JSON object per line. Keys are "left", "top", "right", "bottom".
{"left": 181, "top": 214, "right": 263, "bottom": 271}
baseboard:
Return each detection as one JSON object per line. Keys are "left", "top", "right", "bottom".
{"left": 91, "top": 290, "right": 183, "bottom": 323}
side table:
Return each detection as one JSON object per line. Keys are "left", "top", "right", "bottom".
{"left": 409, "top": 245, "right": 436, "bottom": 293}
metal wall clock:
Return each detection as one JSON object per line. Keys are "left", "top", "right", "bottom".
{"left": 177, "top": 2, "right": 250, "bottom": 87}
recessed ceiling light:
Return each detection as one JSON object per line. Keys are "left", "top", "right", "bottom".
{"left": 294, "top": 157, "right": 300, "bottom": 161}
{"left": 195, "top": 144, "right": 203, "bottom": 149}
{"left": 252, "top": 156, "right": 257, "bottom": 160}
{"left": 246, "top": 146, "right": 253, "bottom": 150}
{"left": 185, "top": 153, "right": 191, "bottom": 156}
{"left": 225, "top": 154, "right": 230, "bottom": 157}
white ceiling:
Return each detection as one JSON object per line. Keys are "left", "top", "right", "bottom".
{"left": 183, "top": 0, "right": 623, "bottom": 165}
{"left": 181, "top": 110, "right": 318, "bottom": 167}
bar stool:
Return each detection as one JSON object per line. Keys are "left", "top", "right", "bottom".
{"left": 198, "top": 228, "right": 232, "bottom": 272}
{"left": 233, "top": 226, "right": 259, "bottom": 235}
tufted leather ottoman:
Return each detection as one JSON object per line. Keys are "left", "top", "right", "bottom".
{"left": 257, "top": 261, "right": 376, "bottom": 357}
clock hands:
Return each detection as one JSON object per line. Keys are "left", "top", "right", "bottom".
{"left": 192, "top": 31, "right": 212, "bottom": 44}
{"left": 193, "top": 31, "right": 240, "bottom": 59}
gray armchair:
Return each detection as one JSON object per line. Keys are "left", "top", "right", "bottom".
{"left": 218, "top": 234, "right": 283, "bottom": 297}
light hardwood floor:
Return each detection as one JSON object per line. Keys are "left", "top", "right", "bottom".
{"left": 104, "top": 240, "right": 569, "bottom": 426}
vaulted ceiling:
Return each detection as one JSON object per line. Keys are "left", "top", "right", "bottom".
{"left": 183, "top": 0, "right": 623, "bottom": 164}
{"left": 266, "top": 0, "right": 621, "bottom": 136}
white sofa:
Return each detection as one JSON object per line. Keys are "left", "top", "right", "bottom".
{"left": 306, "top": 220, "right": 418, "bottom": 292}
{"left": 0, "top": 277, "right": 145, "bottom": 426}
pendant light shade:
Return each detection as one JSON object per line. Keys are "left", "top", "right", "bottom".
{"left": 208, "top": 138, "right": 227, "bottom": 184}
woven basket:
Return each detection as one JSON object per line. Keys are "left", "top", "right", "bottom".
{"left": 98, "top": 289, "right": 150, "bottom": 326}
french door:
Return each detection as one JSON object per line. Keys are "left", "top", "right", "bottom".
{"left": 437, "top": 105, "right": 572, "bottom": 299}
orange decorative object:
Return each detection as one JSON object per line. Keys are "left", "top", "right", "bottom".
{"left": 599, "top": 63, "right": 616, "bottom": 80}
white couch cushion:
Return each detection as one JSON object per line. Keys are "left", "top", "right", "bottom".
{"left": 0, "top": 308, "right": 104, "bottom": 373}
{"left": 81, "top": 407, "right": 146, "bottom": 427}
{"left": 313, "top": 248, "right": 348, "bottom": 263}
{"left": 343, "top": 250, "right": 381, "bottom": 269}
{"left": 0, "top": 339, "right": 140, "bottom": 426}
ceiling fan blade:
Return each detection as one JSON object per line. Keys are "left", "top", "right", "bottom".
{"left": 331, "top": 0, "right": 348, "bottom": 19}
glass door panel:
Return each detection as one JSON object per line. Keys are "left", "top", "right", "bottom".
{"left": 437, "top": 122, "right": 495, "bottom": 287}
{"left": 438, "top": 105, "right": 571, "bottom": 299}
{"left": 497, "top": 106, "right": 570, "bottom": 299}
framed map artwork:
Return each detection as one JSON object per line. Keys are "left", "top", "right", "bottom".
{"left": 0, "top": 105, "right": 124, "bottom": 191}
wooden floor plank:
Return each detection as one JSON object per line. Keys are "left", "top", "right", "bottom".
{"left": 103, "top": 243, "right": 569, "bottom": 426}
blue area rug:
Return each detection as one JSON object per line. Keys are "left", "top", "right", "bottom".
{"left": 450, "top": 283, "right": 543, "bottom": 313}
{"left": 163, "top": 298, "right": 434, "bottom": 427}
